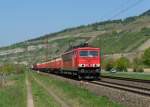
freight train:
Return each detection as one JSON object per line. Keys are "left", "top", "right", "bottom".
{"left": 32, "top": 43, "right": 101, "bottom": 79}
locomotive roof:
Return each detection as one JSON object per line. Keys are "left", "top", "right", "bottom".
{"left": 63, "top": 46, "right": 99, "bottom": 55}
{"left": 65, "top": 42, "right": 98, "bottom": 52}
{"left": 37, "top": 57, "right": 62, "bottom": 65}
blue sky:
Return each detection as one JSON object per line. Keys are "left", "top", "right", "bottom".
{"left": 0, "top": 0, "right": 150, "bottom": 47}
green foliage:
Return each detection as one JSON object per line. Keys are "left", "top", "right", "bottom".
{"left": 92, "top": 25, "right": 99, "bottom": 31}
{"left": 91, "top": 19, "right": 122, "bottom": 27}
{"left": 133, "top": 66, "right": 144, "bottom": 72}
{"left": 104, "top": 59, "right": 115, "bottom": 71}
{"left": 0, "top": 64, "right": 25, "bottom": 74}
{"left": 0, "top": 64, "right": 25, "bottom": 87}
{"left": 115, "top": 57, "right": 129, "bottom": 72}
{"left": 141, "top": 9, "right": 150, "bottom": 16}
{"left": 142, "top": 47, "right": 150, "bottom": 66}
{"left": 0, "top": 73, "right": 26, "bottom": 107}
{"left": 132, "top": 57, "right": 144, "bottom": 72}
{"left": 92, "top": 30, "right": 149, "bottom": 53}
{"left": 141, "top": 27, "right": 150, "bottom": 36}
{"left": 123, "top": 16, "right": 137, "bottom": 24}
{"left": 132, "top": 57, "right": 142, "bottom": 66}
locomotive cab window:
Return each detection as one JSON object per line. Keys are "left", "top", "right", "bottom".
{"left": 89, "top": 51, "right": 98, "bottom": 57}
{"left": 80, "top": 51, "right": 88, "bottom": 56}
{"left": 80, "top": 51, "right": 98, "bottom": 57}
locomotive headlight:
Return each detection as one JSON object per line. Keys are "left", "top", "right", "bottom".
{"left": 96, "top": 64, "right": 100, "bottom": 67}
{"left": 79, "top": 64, "right": 85, "bottom": 67}
{"left": 93, "top": 64, "right": 100, "bottom": 67}
{"left": 93, "top": 64, "right": 96, "bottom": 67}
{"left": 79, "top": 64, "right": 82, "bottom": 67}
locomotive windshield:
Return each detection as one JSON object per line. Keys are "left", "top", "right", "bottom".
{"left": 80, "top": 51, "right": 98, "bottom": 57}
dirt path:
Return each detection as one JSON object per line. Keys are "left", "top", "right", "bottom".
{"left": 26, "top": 73, "right": 34, "bottom": 107}
{"left": 31, "top": 74, "right": 70, "bottom": 107}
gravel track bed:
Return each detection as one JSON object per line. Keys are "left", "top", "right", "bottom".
{"left": 91, "top": 81, "right": 150, "bottom": 96}
{"left": 101, "top": 77, "right": 150, "bottom": 91}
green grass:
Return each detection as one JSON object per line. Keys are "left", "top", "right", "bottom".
{"left": 0, "top": 73, "right": 26, "bottom": 107}
{"left": 101, "top": 71, "right": 150, "bottom": 80}
{"left": 31, "top": 71, "right": 124, "bottom": 107}
{"left": 30, "top": 75, "right": 60, "bottom": 107}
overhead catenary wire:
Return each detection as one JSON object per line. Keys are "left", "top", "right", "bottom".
{"left": 100, "top": 0, "right": 131, "bottom": 20}
{"left": 98, "top": 0, "right": 145, "bottom": 57}
{"left": 45, "top": 37, "right": 49, "bottom": 62}
{"left": 109, "top": 0, "right": 145, "bottom": 20}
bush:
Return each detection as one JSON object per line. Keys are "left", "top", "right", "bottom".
{"left": 0, "top": 63, "right": 25, "bottom": 74}
{"left": 142, "top": 47, "right": 150, "bottom": 66}
{"left": 133, "top": 57, "right": 141, "bottom": 65}
{"left": 133, "top": 66, "right": 144, "bottom": 72}
{"left": 132, "top": 57, "right": 145, "bottom": 72}
{"left": 141, "top": 27, "right": 150, "bottom": 36}
{"left": 115, "top": 57, "right": 129, "bottom": 72}
{"left": 0, "top": 63, "right": 25, "bottom": 87}
{"left": 104, "top": 59, "right": 115, "bottom": 71}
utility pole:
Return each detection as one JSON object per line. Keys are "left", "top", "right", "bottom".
{"left": 25, "top": 41, "right": 29, "bottom": 66}
{"left": 45, "top": 37, "right": 49, "bottom": 61}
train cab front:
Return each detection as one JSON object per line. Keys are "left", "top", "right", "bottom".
{"left": 77, "top": 48, "right": 101, "bottom": 79}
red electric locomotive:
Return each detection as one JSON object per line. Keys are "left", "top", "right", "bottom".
{"left": 32, "top": 43, "right": 101, "bottom": 79}
{"left": 61, "top": 43, "right": 101, "bottom": 79}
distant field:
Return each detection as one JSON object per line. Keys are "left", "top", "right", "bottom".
{"left": 101, "top": 71, "right": 150, "bottom": 80}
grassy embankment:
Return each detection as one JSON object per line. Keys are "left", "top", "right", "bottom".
{"left": 101, "top": 71, "right": 150, "bottom": 80}
{"left": 30, "top": 71, "right": 124, "bottom": 107}
{"left": 0, "top": 73, "right": 26, "bottom": 107}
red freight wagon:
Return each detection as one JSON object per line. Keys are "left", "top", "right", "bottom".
{"left": 35, "top": 62, "right": 50, "bottom": 71}
{"left": 48, "top": 58, "right": 62, "bottom": 70}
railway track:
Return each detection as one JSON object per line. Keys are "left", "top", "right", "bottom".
{"left": 101, "top": 75, "right": 150, "bottom": 83}
{"left": 90, "top": 80, "right": 150, "bottom": 96}
{"left": 100, "top": 75, "right": 150, "bottom": 94}
{"left": 38, "top": 71, "right": 150, "bottom": 96}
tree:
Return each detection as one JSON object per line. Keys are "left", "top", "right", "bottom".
{"left": 104, "top": 58, "right": 115, "bottom": 71}
{"left": 142, "top": 47, "right": 150, "bottom": 66}
{"left": 132, "top": 57, "right": 144, "bottom": 72}
{"left": 141, "top": 27, "right": 150, "bottom": 36}
{"left": 92, "top": 25, "right": 98, "bottom": 31}
{"left": 115, "top": 57, "right": 129, "bottom": 72}
{"left": 0, "top": 63, "right": 25, "bottom": 87}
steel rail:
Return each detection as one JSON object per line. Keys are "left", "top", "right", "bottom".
{"left": 90, "top": 81, "right": 150, "bottom": 96}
